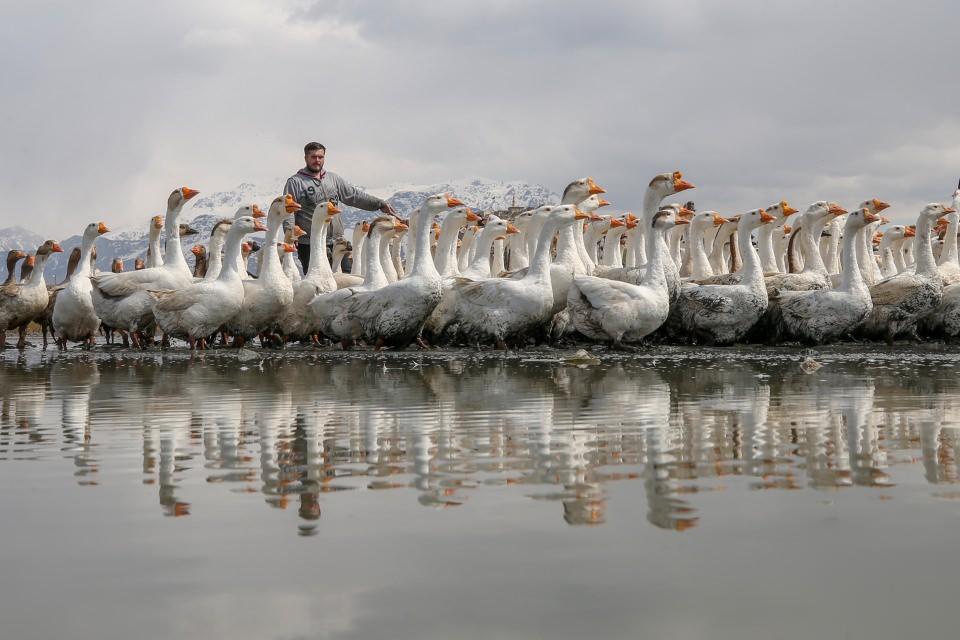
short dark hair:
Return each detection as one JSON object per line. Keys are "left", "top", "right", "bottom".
{"left": 304, "top": 142, "right": 326, "bottom": 155}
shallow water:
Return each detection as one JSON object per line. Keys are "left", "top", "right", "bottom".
{"left": 2, "top": 344, "right": 960, "bottom": 639}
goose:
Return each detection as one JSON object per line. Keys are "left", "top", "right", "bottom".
{"left": 110, "top": 258, "right": 124, "bottom": 274}
{"left": 433, "top": 204, "right": 588, "bottom": 348}
{"left": 145, "top": 215, "right": 163, "bottom": 268}
{"left": 567, "top": 210, "right": 683, "bottom": 347}
{"left": 600, "top": 217, "right": 629, "bottom": 268}
{"left": 278, "top": 201, "right": 343, "bottom": 341}
{"left": 458, "top": 224, "right": 479, "bottom": 273}
{"left": 281, "top": 225, "right": 306, "bottom": 284}
{"left": 37, "top": 247, "right": 87, "bottom": 349}
{"left": 773, "top": 224, "right": 791, "bottom": 273}
{"left": 755, "top": 201, "right": 798, "bottom": 274}
{"left": 584, "top": 216, "right": 615, "bottom": 266}
{"left": 919, "top": 189, "right": 960, "bottom": 336}
{"left": 191, "top": 245, "right": 207, "bottom": 278}
{"left": 506, "top": 213, "right": 531, "bottom": 270}
{"left": 770, "top": 208, "right": 877, "bottom": 344}
{"left": 308, "top": 215, "right": 413, "bottom": 345}
{"left": 593, "top": 172, "right": 694, "bottom": 302}
{"left": 51, "top": 222, "right": 110, "bottom": 348}
{"left": 91, "top": 187, "right": 200, "bottom": 346}
{"left": 573, "top": 194, "right": 610, "bottom": 272}
{"left": 2, "top": 250, "right": 27, "bottom": 286}
{"left": 668, "top": 208, "right": 775, "bottom": 345}
{"left": 879, "top": 226, "right": 911, "bottom": 277}
{"left": 708, "top": 217, "right": 740, "bottom": 275}
{"left": 460, "top": 215, "right": 519, "bottom": 280}
{"left": 225, "top": 195, "right": 299, "bottom": 345}
{"left": 332, "top": 239, "right": 351, "bottom": 274}
{"left": 311, "top": 194, "right": 458, "bottom": 349}
{"left": 202, "top": 220, "right": 233, "bottom": 281}
{"left": 380, "top": 219, "right": 406, "bottom": 283}
{"left": 434, "top": 206, "right": 480, "bottom": 277}
{"left": 349, "top": 221, "right": 369, "bottom": 277}
{"left": 761, "top": 202, "right": 847, "bottom": 294}
{"left": 150, "top": 216, "right": 265, "bottom": 349}
{"left": 852, "top": 199, "right": 889, "bottom": 285}
{"left": 685, "top": 211, "right": 728, "bottom": 280}
{"left": 934, "top": 206, "right": 960, "bottom": 285}
{"left": 491, "top": 237, "right": 507, "bottom": 276}
{"left": 228, "top": 204, "right": 265, "bottom": 278}
{"left": 858, "top": 203, "right": 952, "bottom": 343}
{"left": 1, "top": 240, "right": 63, "bottom": 349}
{"left": 134, "top": 258, "right": 145, "bottom": 270}
{"left": 390, "top": 228, "right": 406, "bottom": 280}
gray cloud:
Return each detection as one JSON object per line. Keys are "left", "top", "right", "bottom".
{"left": 2, "top": 0, "right": 959, "bottom": 237}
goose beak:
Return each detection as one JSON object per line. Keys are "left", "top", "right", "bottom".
{"left": 181, "top": 187, "right": 200, "bottom": 200}
{"left": 626, "top": 219, "right": 639, "bottom": 229}
{"left": 97, "top": 222, "right": 110, "bottom": 234}
{"left": 610, "top": 218, "right": 625, "bottom": 228}
{"left": 587, "top": 178, "right": 606, "bottom": 195}
{"left": 781, "top": 201, "right": 798, "bottom": 216}
{"left": 945, "top": 206, "right": 957, "bottom": 214}
{"left": 759, "top": 209, "right": 776, "bottom": 223}
{"left": 191, "top": 245, "right": 203, "bottom": 256}
{"left": 672, "top": 171, "right": 695, "bottom": 192}
{"left": 598, "top": 198, "right": 611, "bottom": 207}
{"left": 678, "top": 207, "right": 694, "bottom": 219}
{"left": 872, "top": 199, "right": 890, "bottom": 212}
{"left": 152, "top": 216, "right": 163, "bottom": 229}
{"left": 51, "top": 242, "right": 63, "bottom": 253}
{"left": 905, "top": 226, "right": 916, "bottom": 237}
{"left": 241, "top": 242, "right": 252, "bottom": 252}
{"left": 590, "top": 212, "right": 603, "bottom": 221}
{"left": 252, "top": 204, "right": 265, "bottom": 218}
{"left": 394, "top": 221, "right": 409, "bottom": 232}
{"left": 328, "top": 201, "right": 342, "bottom": 215}
{"left": 465, "top": 209, "right": 480, "bottom": 222}
{"left": 574, "top": 208, "right": 590, "bottom": 221}
{"left": 362, "top": 222, "right": 371, "bottom": 232}
{"left": 675, "top": 219, "right": 690, "bottom": 226}
{"left": 446, "top": 195, "right": 464, "bottom": 207}
{"left": 880, "top": 216, "right": 890, "bottom": 224}
{"left": 294, "top": 225, "right": 306, "bottom": 238}
{"left": 506, "top": 223, "right": 520, "bottom": 235}
{"left": 712, "top": 214, "right": 727, "bottom": 226}
{"left": 827, "top": 203, "right": 847, "bottom": 216}
{"left": 283, "top": 243, "right": 297, "bottom": 253}
{"left": 284, "top": 195, "right": 301, "bottom": 213}
{"left": 253, "top": 220, "right": 267, "bottom": 232}
{"left": 864, "top": 212, "right": 880, "bottom": 224}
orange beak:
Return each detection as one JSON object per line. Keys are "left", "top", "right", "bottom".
{"left": 675, "top": 219, "right": 690, "bottom": 226}
{"left": 598, "top": 198, "right": 611, "bottom": 207}
{"left": 446, "top": 195, "right": 464, "bottom": 207}
{"left": 610, "top": 218, "right": 625, "bottom": 228}
{"left": 97, "top": 222, "right": 110, "bottom": 234}
{"left": 905, "top": 226, "right": 916, "bottom": 238}
{"left": 51, "top": 242, "right": 63, "bottom": 253}
{"left": 872, "top": 199, "right": 890, "bottom": 212}
{"left": 589, "top": 212, "right": 603, "bottom": 221}
{"left": 506, "top": 223, "right": 520, "bottom": 234}
{"left": 465, "top": 209, "right": 480, "bottom": 222}
{"left": 152, "top": 215, "right": 163, "bottom": 229}
{"left": 673, "top": 171, "right": 695, "bottom": 192}
{"left": 574, "top": 208, "right": 590, "bottom": 220}
{"left": 252, "top": 204, "right": 265, "bottom": 219}
{"left": 362, "top": 222, "right": 371, "bottom": 232}
{"left": 181, "top": 187, "right": 200, "bottom": 200}
{"left": 394, "top": 221, "right": 409, "bottom": 232}
{"left": 284, "top": 194, "right": 301, "bottom": 213}
{"left": 283, "top": 243, "right": 297, "bottom": 253}
{"left": 626, "top": 219, "right": 638, "bottom": 229}
{"left": 864, "top": 212, "right": 880, "bottom": 224}
{"left": 191, "top": 245, "right": 203, "bottom": 256}
{"left": 293, "top": 225, "right": 306, "bottom": 238}
{"left": 241, "top": 242, "right": 252, "bottom": 252}
{"left": 827, "top": 203, "right": 847, "bottom": 216}
{"left": 328, "top": 201, "right": 342, "bottom": 215}
{"left": 587, "top": 177, "right": 606, "bottom": 195}
{"left": 759, "top": 209, "right": 775, "bottom": 223}
{"left": 945, "top": 206, "right": 958, "bottom": 214}
{"left": 712, "top": 214, "right": 727, "bottom": 226}
{"left": 781, "top": 201, "right": 798, "bottom": 216}
{"left": 253, "top": 220, "right": 267, "bottom": 232}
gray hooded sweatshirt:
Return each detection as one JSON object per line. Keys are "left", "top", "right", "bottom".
{"left": 283, "top": 169, "right": 386, "bottom": 244}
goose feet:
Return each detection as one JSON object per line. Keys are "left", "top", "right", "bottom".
{"left": 416, "top": 337, "right": 431, "bottom": 350}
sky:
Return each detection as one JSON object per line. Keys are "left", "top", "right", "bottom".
{"left": 2, "top": 0, "right": 959, "bottom": 235}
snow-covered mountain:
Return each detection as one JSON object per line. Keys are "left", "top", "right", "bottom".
{"left": 0, "top": 177, "right": 560, "bottom": 282}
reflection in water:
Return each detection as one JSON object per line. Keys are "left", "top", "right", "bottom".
{"left": 2, "top": 350, "right": 960, "bottom": 534}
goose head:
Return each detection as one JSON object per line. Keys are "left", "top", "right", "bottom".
{"left": 444, "top": 205, "right": 480, "bottom": 228}
{"left": 652, "top": 209, "right": 687, "bottom": 232}
{"left": 211, "top": 219, "right": 233, "bottom": 239}
{"left": 561, "top": 177, "right": 606, "bottom": 205}
{"left": 648, "top": 171, "right": 695, "bottom": 198}
{"left": 483, "top": 215, "right": 517, "bottom": 241}
{"left": 366, "top": 216, "right": 400, "bottom": 239}
{"left": 232, "top": 204, "right": 262, "bottom": 222}
{"left": 178, "top": 223, "right": 199, "bottom": 237}
{"left": 134, "top": 258, "right": 146, "bottom": 270}
{"left": 265, "top": 195, "right": 301, "bottom": 226}
{"left": 82, "top": 221, "right": 110, "bottom": 241}
{"left": 37, "top": 240, "right": 64, "bottom": 256}
{"left": 168, "top": 187, "right": 200, "bottom": 211}
{"left": 333, "top": 239, "right": 352, "bottom": 260}
{"left": 190, "top": 245, "right": 205, "bottom": 259}
{"left": 690, "top": 211, "right": 728, "bottom": 231}
{"left": 857, "top": 198, "right": 890, "bottom": 214}
{"left": 577, "top": 194, "right": 611, "bottom": 215}
{"left": 919, "top": 202, "right": 956, "bottom": 225}
{"left": 421, "top": 192, "right": 465, "bottom": 215}
{"left": 738, "top": 208, "right": 775, "bottom": 232}
{"left": 313, "top": 200, "right": 343, "bottom": 223}
{"left": 845, "top": 207, "right": 878, "bottom": 232}
{"left": 766, "top": 200, "right": 799, "bottom": 221}
{"left": 548, "top": 204, "right": 590, "bottom": 229}
{"left": 150, "top": 215, "right": 163, "bottom": 232}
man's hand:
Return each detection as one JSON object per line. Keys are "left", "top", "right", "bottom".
{"left": 380, "top": 202, "right": 397, "bottom": 216}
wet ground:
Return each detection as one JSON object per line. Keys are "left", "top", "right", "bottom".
{"left": 2, "top": 341, "right": 959, "bottom": 639}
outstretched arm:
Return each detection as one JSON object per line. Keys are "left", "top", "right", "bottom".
{"left": 334, "top": 175, "right": 396, "bottom": 215}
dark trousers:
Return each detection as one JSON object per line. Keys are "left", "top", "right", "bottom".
{"left": 297, "top": 243, "right": 311, "bottom": 273}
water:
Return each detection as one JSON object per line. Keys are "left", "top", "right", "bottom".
{"left": 2, "top": 345, "right": 959, "bottom": 639}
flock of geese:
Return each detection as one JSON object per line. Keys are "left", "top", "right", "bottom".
{"left": 2, "top": 173, "right": 960, "bottom": 351}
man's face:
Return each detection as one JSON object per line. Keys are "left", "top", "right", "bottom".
{"left": 305, "top": 149, "right": 326, "bottom": 173}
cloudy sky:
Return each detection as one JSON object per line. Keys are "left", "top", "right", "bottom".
{"left": 2, "top": 0, "right": 959, "bottom": 235}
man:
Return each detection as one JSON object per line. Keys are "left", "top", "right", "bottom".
{"left": 283, "top": 142, "right": 396, "bottom": 271}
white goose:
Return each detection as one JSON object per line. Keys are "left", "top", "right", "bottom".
{"left": 858, "top": 203, "right": 952, "bottom": 342}
{"left": 771, "top": 208, "right": 877, "bottom": 343}
{"left": 762, "top": 202, "right": 846, "bottom": 294}
{"left": 461, "top": 215, "right": 519, "bottom": 280}
{"left": 150, "top": 216, "right": 265, "bottom": 349}
{"left": 685, "top": 211, "right": 728, "bottom": 280}
{"left": 879, "top": 226, "right": 911, "bottom": 278}
{"left": 567, "top": 211, "right": 682, "bottom": 347}
{"left": 312, "top": 195, "right": 459, "bottom": 349}
{"left": 757, "top": 201, "right": 798, "bottom": 273}
{"left": 145, "top": 215, "right": 164, "bottom": 268}
{"left": 434, "top": 204, "right": 587, "bottom": 348}
{"left": 225, "top": 194, "right": 299, "bottom": 345}
{"left": 1, "top": 240, "right": 63, "bottom": 349}
{"left": 91, "top": 187, "right": 200, "bottom": 346}
{"left": 434, "top": 205, "right": 480, "bottom": 277}
{"left": 51, "top": 222, "right": 110, "bottom": 348}
{"left": 668, "top": 208, "right": 775, "bottom": 345}
{"left": 279, "top": 201, "right": 342, "bottom": 340}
